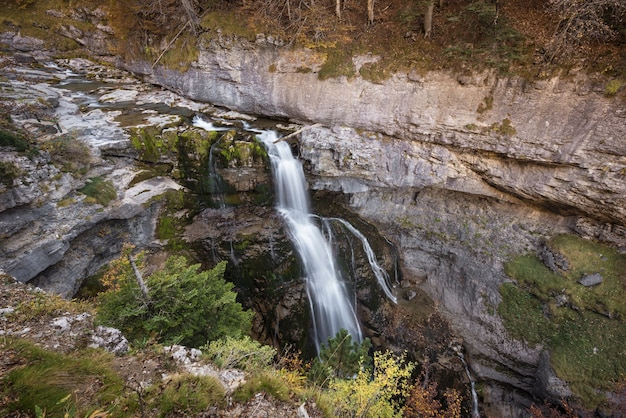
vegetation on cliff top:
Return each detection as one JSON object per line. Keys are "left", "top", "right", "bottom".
{"left": 2, "top": 0, "right": 624, "bottom": 87}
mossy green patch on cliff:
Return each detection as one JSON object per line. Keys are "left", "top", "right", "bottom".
{"left": 200, "top": 11, "right": 257, "bottom": 41}
{"left": 499, "top": 234, "right": 626, "bottom": 408}
{"left": 155, "top": 189, "right": 194, "bottom": 251}
{"left": 129, "top": 126, "right": 177, "bottom": 164}
{"left": 318, "top": 47, "right": 356, "bottom": 81}
{"left": 78, "top": 176, "right": 117, "bottom": 206}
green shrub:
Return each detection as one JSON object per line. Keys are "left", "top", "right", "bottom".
{"left": 308, "top": 329, "right": 372, "bottom": 386}
{"left": 0, "top": 161, "right": 21, "bottom": 187}
{"left": 78, "top": 176, "right": 117, "bottom": 206}
{"left": 0, "top": 128, "right": 30, "bottom": 152}
{"left": 204, "top": 335, "right": 276, "bottom": 370}
{"left": 605, "top": 80, "right": 623, "bottom": 97}
{"left": 97, "top": 253, "right": 253, "bottom": 348}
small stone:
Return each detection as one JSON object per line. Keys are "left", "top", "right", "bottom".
{"left": 90, "top": 326, "right": 129, "bottom": 355}
{"left": 0, "top": 307, "right": 15, "bottom": 315}
{"left": 400, "top": 280, "right": 411, "bottom": 289}
{"left": 578, "top": 273, "right": 602, "bottom": 287}
{"left": 406, "top": 290, "right": 417, "bottom": 301}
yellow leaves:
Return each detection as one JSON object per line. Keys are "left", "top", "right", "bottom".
{"left": 326, "top": 351, "right": 415, "bottom": 418}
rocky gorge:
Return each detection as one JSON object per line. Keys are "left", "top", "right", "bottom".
{"left": 1, "top": 3, "right": 626, "bottom": 417}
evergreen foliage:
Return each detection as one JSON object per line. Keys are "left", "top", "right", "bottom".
{"left": 97, "top": 252, "right": 253, "bottom": 348}
{"left": 308, "top": 329, "right": 372, "bottom": 385}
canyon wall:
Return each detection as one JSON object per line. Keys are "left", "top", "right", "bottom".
{"left": 124, "top": 38, "right": 626, "bottom": 414}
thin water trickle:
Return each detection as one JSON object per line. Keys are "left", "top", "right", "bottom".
{"left": 327, "top": 217, "right": 397, "bottom": 303}
{"left": 259, "top": 131, "right": 362, "bottom": 353}
{"left": 193, "top": 115, "right": 231, "bottom": 208}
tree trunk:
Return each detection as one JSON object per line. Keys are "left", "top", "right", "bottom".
{"left": 336, "top": 0, "right": 341, "bottom": 18}
{"left": 367, "top": 0, "right": 374, "bottom": 24}
{"left": 439, "top": 0, "right": 444, "bottom": 9}
{"left": 424, "top": 1, "right": 434, "bottom": 38}
{"left": 128, "top": 254, "right": 151, "bottom": 306}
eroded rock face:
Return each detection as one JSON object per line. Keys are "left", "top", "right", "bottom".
{"left": 0, "top": 58, "right": 186, "bottom": 297}
{"left": 297, "top": 126, "right": 616, "bottom": 415}
{"left": 126, "top": 40, "right": 626, "bottom": 229}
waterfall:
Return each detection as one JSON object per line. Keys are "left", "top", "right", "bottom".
{"left": 259, "top": 131, "right": 362, "bottom": 353}
{"left": 452, "top": 344, "right": 480, "bottom": 418}
{"left": 193, "top": 115, "right": 230, "bottom": 208}
{"left": 326, "top": 217, "right": 397, "bottom": 303}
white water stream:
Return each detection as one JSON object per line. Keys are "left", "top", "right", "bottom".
{"left": 259, "top": 131, "right": 363, "bottom": 353}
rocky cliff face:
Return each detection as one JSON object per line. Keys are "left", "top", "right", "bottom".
{"left": 124, "top": 38, "right": 626, "bottom": 415}
{"left": 0, "top": 58, "right": 187, "bottom": 297}
{"left": 3, "top": 16, "right": 626, "bottom": 414}
{"left": 127, "top": 39, "right": 626, "bottom": 234}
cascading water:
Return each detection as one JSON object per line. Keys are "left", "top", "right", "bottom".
{"left": 326, "top": 217, "right": 397, "bottom": 303}
{"left": 259, "top": 131, "right": 363, "bottom": 353}
{"left": 452, "top": 344, "right": 480, "bottom": 418}
{"left": 193, "top": 115, "right": 230, "bottom": 208}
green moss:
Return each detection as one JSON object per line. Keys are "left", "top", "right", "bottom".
{"left": 499, "top": 234, "right": 626, "bottom": 408}
{"left": 78, "top": 177, "right": 116, "bottom": 206}
{"left": 129, "top": 126, "right": 170, "bottom": 164}
{"left": 477, "top": 95, "right": 493, "bottom": 113}
{"left": 488, "top": 118, "right": 516, "bottom": 136}
{"left": 200, "top": 11, "right": 256, "bottom": 41}
{"left": 318, "top": 48, "right": 356, "bottom": 81}
{"left": 154, "top": 189, "right": 194, "bottom": 251}
{"left": 1, "top": 0, "right": 100, "bottom": 53}
{"left": 157, "top": 33, "right": 199, "bottom": 72}
{"left": 359, "top": 61, "right": 390, "bottom": 84}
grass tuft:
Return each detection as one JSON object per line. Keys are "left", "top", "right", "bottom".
{"left": 3, "top": 339, "right": 123, "bottom": 417}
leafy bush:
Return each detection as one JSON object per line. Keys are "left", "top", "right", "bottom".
{"left": 204, "top": 335, "right": 276, "bottom": 370}
{"left": 97, "top": 252, "right": 253, "bottom": 347}
{"left": 318, "top": 350, "right": 415, "bottom": 418}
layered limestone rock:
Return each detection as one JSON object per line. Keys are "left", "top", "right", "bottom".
{"left": 126, "top": 39, "right": 626, "bottom": 233}
{"left": 0, "top": 59, "right": 186, "bottom": 297}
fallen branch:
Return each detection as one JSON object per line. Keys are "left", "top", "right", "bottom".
{"left": 273, "top": 123, "right": 322, "bottom": 143}
{"left": 152, "top": 21, "right": 190, "bottom": 69}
